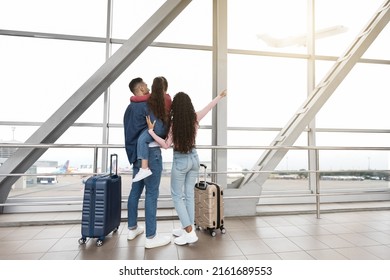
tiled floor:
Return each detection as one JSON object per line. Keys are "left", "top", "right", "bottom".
{"left": 0, "top": 209, "right": 389, "bottom": 260}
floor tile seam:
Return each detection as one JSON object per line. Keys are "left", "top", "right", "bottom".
{"left": 304, "top": 248, "right": 348, "bottom": 260}
{"left": 230, "top": 237, "right": 274, "bottom": 257}
{"left": 356, "top": 244, "right": 390, "bottom": 259}
{"left": 271, "top": 226, "right": 312, "bottom": 238}
{"left": 273, "top": 250, "right": 314, "bottom": 260}
{"left": 0, "top": 239, "right": 36, "bottom": 254}
{"left": 333, "top": 232, "right": 383, "bottom": 247}
{"left": 333, "top": 247, "right": 382, "bottom": 260}
{"left": 0, "top": 239, "right": 30, "bottom": 255}
{"left": 15, "top": 238, "right": 63, "bottom": 256}
{"left": 294, "top": 224, "right": 333, "bottom": 235}
{"left": 1, "top": 252, "right": 45, "bottom": 260}
{"left": 250, "top": 237, "right": 306, "bottom": 255}
{"left": 39, "top": 250, "right": 80, "bottom": 260}
{"left": 309, "top": 234, "right": 358, "bottom": 248}
{"left": 284, "top": 235, "right": 331, "bottom": 252}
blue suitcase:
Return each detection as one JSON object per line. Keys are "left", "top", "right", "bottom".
{"left": 78, "top": 154, "right": 121, "bottom": 247}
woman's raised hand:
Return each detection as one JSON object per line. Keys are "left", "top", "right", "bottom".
{"left": 219, "top": 89, "right": 227, "bottom": 98}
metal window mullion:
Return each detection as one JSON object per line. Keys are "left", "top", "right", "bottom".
{"left": 307, "top": 0, "right": 318, "bottom": 195}
{"left": 212, "top": 0, "right": 228, "bottom": 187}
{"left": 101, "top": 0, "right": 114, "bottom": 173}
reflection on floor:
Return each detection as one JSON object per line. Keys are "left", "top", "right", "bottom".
{"left": 0, "top": 209, "right": 389, "bottom": 260}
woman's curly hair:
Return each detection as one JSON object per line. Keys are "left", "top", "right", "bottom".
{"left": 148, "top": 76, "right": 169, "bottom": 126}
{"left": 170, "top": 92, "right": 197, "bottom": 153}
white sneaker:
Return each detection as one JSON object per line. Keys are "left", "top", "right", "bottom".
{"left": 174, "top": 228, "right": 198, "bottom": 245}
{"left": 172, "top": 228, "right": 184, "bottom": 237}
{"left": 145, "top": 234, "right": 171, "bottom": 249}
{"left": 132, "top": 168, "right": 152, "bottom": 182}
{"left": 127, "top": 226, "right": 144, "bottom": 240}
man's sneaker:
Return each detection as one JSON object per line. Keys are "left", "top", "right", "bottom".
{"left": 172, "top": 228, "right": 184, "bottom": 237}
{"left": 145, "top": 234, "right": 171, "bottom": 249}
{"left": 174, "top": 228, "right": 198, "bottom": 245}
{"left": 132, "top": 168, "right": 152, "bottom": 182}
{"left": 127, "top": 226, "right": 144, "bottom": 240}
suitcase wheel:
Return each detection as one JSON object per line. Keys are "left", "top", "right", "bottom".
{"left": 78, "top": 237, "right": 87, "bottom": 245}
{"left": 209, "top": 229, "right": 216, "bottom": 237}
{"left": 220, "top": 226, "right": 226, "bottom": 234}
{"left": 96, "top": 239, "right": 103, "bottom": 247}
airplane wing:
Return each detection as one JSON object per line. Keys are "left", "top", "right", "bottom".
{"left": 257, "top": 25, "right": 348, "bottom": 48}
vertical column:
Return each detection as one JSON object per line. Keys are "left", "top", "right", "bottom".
{"left": 212, "top": 0, "right": 228, "bottom": 187}
{"left": 101, "top": 0, "right": 114, "bottom": 172}
{"left": 307, "top": 0, "right": 318, "bottom": 194}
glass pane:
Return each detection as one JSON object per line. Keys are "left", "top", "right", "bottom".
{"left": 112, "top": 0, "right": 165, "bottom": 39}
{"left": 228, "top": 54, "right": 307, "bottom": 127}
{"left": 229, "top": 0, "right": 307, "bottom": 53}
{"left": 227, "top": 131, "right": 309, "bottom": 173}
{"left": 0, "top": 126, "right": 38, "bottom": 143}
{"left": 317, "top": 132, "right": 390, "bottom": 190}
{"left": 109, "top": 46, "right": 212, "bottom": 124}
{"left": 113, "top": 0, "right": 212, "bottom": 45}
{"left": 316, "top": 63, "right": 390, "bottom": 129}
{"left": 0, "top": 36, "right": 105, "bottom": 123}
{"left": 156, "top": 0, "right": 212, "bottom": 45}
{"left": 315, "top": 0, "right": 385, "bottom": 57}
{"left": 0, "top": 0, "right": 107, "bottom": 37}
{"left": 365, "top": 23, "right": 390, "bottom": 60}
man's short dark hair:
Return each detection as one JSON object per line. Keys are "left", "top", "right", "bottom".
{"left": 129, "top": 77, "right": 143, "bottom": 94}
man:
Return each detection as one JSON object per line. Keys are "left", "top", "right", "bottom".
{"left": 123, "top": 77, "right": 170, "bottom": 249}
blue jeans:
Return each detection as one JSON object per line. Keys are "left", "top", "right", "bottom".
{"left": 170, "top": 149, "right": 199, "bottom": 228}
{"left": 128, "top": 147, "right": 162, "bottom": 238}
{"left": 137, "top": 116, "right": 166, "bottom": 161}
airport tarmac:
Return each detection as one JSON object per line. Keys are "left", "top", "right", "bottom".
{"left": 5, "top": 174, "right": 390, "bottom": 214}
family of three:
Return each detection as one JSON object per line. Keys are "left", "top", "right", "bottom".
{"left": 123, "top": 76, "right": 227, "bottom": 249}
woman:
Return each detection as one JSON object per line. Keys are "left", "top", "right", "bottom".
{"left": 147, "top": 89, "right": 227, "bottom": 245}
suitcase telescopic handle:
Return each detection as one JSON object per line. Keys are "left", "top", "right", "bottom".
{"left": 199, "top": 164, "right": 208, "bottom": 183}
{"left": 110, "top": 154, "right": 118, "bottom": 176}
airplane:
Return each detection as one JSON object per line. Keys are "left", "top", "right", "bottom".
{"left": 53, "top": 160, "right": 71, "bottom": 174}
{"left": 36, "top": 160, "right": 70, "bottom": 184}
{"left": 257, "top": 25, "right": 348, "bottom": 48}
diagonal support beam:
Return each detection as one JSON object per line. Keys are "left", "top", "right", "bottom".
{"left": 0, "top": 0, "right": 192, "bottom": 206}
{"left": 241, "top": 0, "right": 390, "bottom": 188}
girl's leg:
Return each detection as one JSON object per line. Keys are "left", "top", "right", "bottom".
{"left": 133, "top": 130, "right": 153, "bottom": 182}
{"left": 134, "top": 119, "right": 167, "bottom": 182}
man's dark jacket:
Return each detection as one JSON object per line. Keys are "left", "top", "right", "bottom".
{"left": 123, "top": 101, "right": 148, "bottom": 164}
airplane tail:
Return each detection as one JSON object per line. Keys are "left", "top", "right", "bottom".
{"left": 58, "top": 160, "right": 70, "bottom": 173}
{"left": 63, "top": 160, "right": 69, "bottom": 170}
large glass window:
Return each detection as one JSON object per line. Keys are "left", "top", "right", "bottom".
{"left": 1, "top": 0, "right": 389, "bottom": 214}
